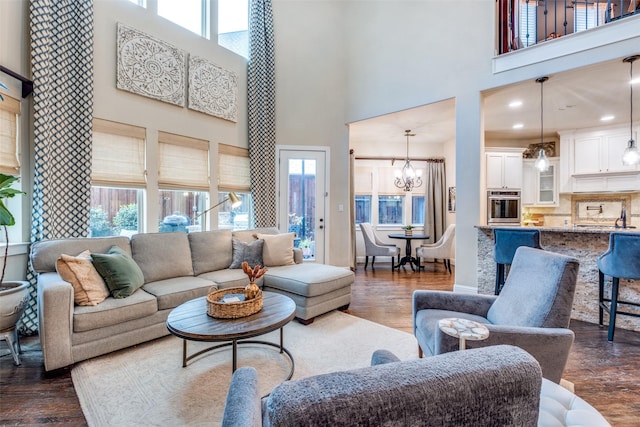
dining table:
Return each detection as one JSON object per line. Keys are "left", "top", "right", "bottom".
{"left": 388, "top": 233, "right": 429, "bottom": 271}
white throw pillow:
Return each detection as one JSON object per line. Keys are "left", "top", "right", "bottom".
{"left": 56, "top": 250, "right": 110, "bottom": 306}
{"left": 257, "top": 233, "right": 296, "bottom": 267}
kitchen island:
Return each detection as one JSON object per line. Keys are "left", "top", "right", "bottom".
{"left": 476, "top": 225, "right": 640, "bottom": 333}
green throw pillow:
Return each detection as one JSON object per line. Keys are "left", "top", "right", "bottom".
{"left": 91, "top": 246, "right": 145, "bottom": 298}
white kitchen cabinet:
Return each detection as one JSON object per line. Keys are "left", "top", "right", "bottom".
{"left": 485, "top": 149, "right": 524, "bottom": 190}
{"left": 522, "top": 158, "right": 559, "bottom": 206}
{"left": 573, "top": 129, "right": 638, "bottom": 175}
{"left": 559, "top": 125, "right": 640, "bottom": 193}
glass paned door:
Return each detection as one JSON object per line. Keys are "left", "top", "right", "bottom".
{"left": 278, "top": 149, "right": 326, "bottom": 263}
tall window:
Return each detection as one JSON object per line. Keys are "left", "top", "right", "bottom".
{"left": 0, "top": 94, "right": 20, "bottom": 176}
{"left": 412, "top": 196, "right": 425, "bottom": 225}
{"left": 354, "top": 167, "right": 372, "bottom": 224}
{"left": 218, "top": 144, "right": 252, "bottom": 230}
{"left": 218, "top": 0, "right": 248, "bottom": 58}
{"left": 91, "top": 119, "right": 146, "bottom": 237}
{"left": 157, "top": 131, "right": 209, "bottom": 232}
{"left": 519, "top": 0, "right": 537, "bottom": 47}
{"left": 355, "top": 195, "right": 372, "bottom": 224}
{"left": 158, "top": 0, "right": 209, "bottom": 39}
{"left": 378, "top": 196, "right": 404, "bottom": 225}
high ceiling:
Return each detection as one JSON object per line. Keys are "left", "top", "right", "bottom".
{"left": 349, "top": 56, "right": 638, "bottom": 148}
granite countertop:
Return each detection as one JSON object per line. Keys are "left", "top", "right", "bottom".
{"left": 475, "top": 225, "right": 639, "bottom": 234}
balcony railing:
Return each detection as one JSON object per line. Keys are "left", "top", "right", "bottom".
{"left": 498, "top": 0, "right": 639, "bottom": 55}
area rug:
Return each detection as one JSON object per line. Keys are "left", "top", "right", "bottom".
{"left": 71, "top": 311, "right": 418, "bottom": 426}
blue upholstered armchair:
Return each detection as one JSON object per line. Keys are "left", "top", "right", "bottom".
{"left": 413, "top": 246, "right": 579, "bottom": 383}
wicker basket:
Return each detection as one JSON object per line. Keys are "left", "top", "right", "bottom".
{"left": 206, "top": 286, "right": 263, "bottom": 319}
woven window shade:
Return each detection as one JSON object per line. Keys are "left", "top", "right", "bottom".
{"left": 218, "top": 144, "right": 250, "bottom": 191}
{"left": 92, "top": 118, "right": 146, "bottom": 186}
{"left": 378, "top": 166, "right": 405, "bottom": 195}
{"left": 0, "top": 95, "right": 20, "bottom": 175}
{"left": 158, "top": 131, "right": 209, "bottom": 190}
{"left": 354, "top": 166, "right": 373, "bottom": 193}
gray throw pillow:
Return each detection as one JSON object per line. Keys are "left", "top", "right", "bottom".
{"left": 229, "top": 238, "right": 264, "bottom": 269}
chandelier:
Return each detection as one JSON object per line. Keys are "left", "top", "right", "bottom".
{"left": 622, "top": 55, "right": 639, "bottom": 166}
{"left": 394, "top": 130, "right": 422, "bottom": 192}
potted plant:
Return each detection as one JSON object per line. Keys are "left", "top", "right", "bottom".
{"left": 0, "top": 173, "right": 30, "bottom": 365}
{"left": 402, "top": 225, "right": 414, "bottom": 236}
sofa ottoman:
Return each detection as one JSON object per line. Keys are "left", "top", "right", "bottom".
{"left": 263, "top": 263, "right": 354, "bottom": 324}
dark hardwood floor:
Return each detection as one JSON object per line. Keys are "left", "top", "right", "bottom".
{"left": 1, "top": 261, "right": 638, "bottom": 426}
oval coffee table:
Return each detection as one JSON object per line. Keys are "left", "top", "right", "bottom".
{"left": 166, "top": 291, "right": 296, "bottom": 379}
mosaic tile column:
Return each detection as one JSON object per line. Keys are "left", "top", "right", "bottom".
{"left": 21, "top": 0, "right": 94, "bottom": 335}
{"left": 248, "top": 0, "right": 277, "bottom": 228}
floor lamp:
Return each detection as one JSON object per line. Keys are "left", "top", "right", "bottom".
{"left": 197, "top": 192, "right": 242, "bottom": 231}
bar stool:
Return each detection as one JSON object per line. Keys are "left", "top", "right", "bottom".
{"left": 597, "top": 232, "right": 640, "bottom": 341}
{"left": 493, "top": 228, "right": 542, "bottom": 295}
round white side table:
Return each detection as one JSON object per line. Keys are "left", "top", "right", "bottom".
{"left": 438, "top": 318, "right": 490, "bottom": 350}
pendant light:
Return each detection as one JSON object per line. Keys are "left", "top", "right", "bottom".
{"left": 394, "top": 130, "right": 423, "bottom": 192}
{"left": 622, "top": 55, "right": 639, "bottom": 166}
{"left": 535, "top": 76, "right": 550, "bottom": 172}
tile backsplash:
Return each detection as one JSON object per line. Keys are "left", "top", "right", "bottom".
{"left": 524, "top": 192, "right": 639, "bottom": 228}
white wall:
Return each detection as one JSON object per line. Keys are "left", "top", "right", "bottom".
{"left": 272, "top": 1, "right": 350, "bottom": 266}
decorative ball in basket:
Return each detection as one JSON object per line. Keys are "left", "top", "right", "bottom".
{"left": 206, "top": 262, "right": 267, "bottom": 319}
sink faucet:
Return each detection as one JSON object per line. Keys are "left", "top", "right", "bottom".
{"left": 615, "top": 207, "right": 627, "bottom": 229}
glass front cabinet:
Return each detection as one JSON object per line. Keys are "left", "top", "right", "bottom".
{"left": 522, "top": 158, "right": 559, "bottom": 207}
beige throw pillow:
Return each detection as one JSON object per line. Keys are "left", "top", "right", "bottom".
{"left": 56, "top": 250, "right": 110, "bottom": 306}
{"left": 257, "top": 233, "right": 296, "bottom": 267}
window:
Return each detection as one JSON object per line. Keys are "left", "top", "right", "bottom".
{"left": 0, "top": 94, "right": 20, "bottom": 175}
{"left": 158, "top": 0, "right": 209, "bottom": 38}
{"left": 519, "top": 0, "right": 537, "bottom": 47}
{"left": 412, "top": 196, "right": 425, "bottom": 225}
{"left": 91, "top": 187, "right": 142, "bottom": 237}
{"left": 218, "top": 0, "right": 248, "bottom": 58}
{"left": 218, "top": 144, "right": 252, "bottom": 230}
{"left": 158, "top": 131, "right": 209, "bottom": 232}
{"left": 159, "top": 190, "right": 206, "bottom": 233}
{"left": 574, "top": 2, "right": 607, "bottom": 32}
{"left": 91, "top": 119, "right": 146, "bottom": 237}
{"left": 127, "top": 0, "right": 146, "bottom": 7}
{"left": 217, "top": 191, "right": 252, "bottom": 230}
{"left": 378, "top": 196, "right": 404, "bottom": 225}
{"left": 355, "top": 195, "right": 372, "bottom": 224}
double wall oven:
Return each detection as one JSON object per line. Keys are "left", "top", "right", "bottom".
{"left": 487, "top": 190, "right": 521, "bottom": 225}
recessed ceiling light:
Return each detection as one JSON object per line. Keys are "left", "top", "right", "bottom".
{"left": 509, "top": 101, "right": 523, "bottom": 108}
{"left": 600, "top": 115, "right": 615, "bottom": 121}
{"left": 512, "top": 123, "right": 524, "bottom": 129}
{"left": 631, "top": 77, "right": 640, "bottom": 85}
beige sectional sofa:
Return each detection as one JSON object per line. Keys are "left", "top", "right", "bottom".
{"left": 30, "top": 228, "right": 354, "bottom": 371}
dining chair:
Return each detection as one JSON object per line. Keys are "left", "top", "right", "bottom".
{"left": 416, "top": 224, "right": 455, "bottom": 273}
{"left": 359, "top": 223, "right": 400, "bottom": 270}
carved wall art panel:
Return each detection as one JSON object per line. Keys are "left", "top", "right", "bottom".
{"left": 116, "top": 23, "right": 186, "bottom": 106}
{"left": 188, "top": 56, "right": 238, "bottom": 122}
